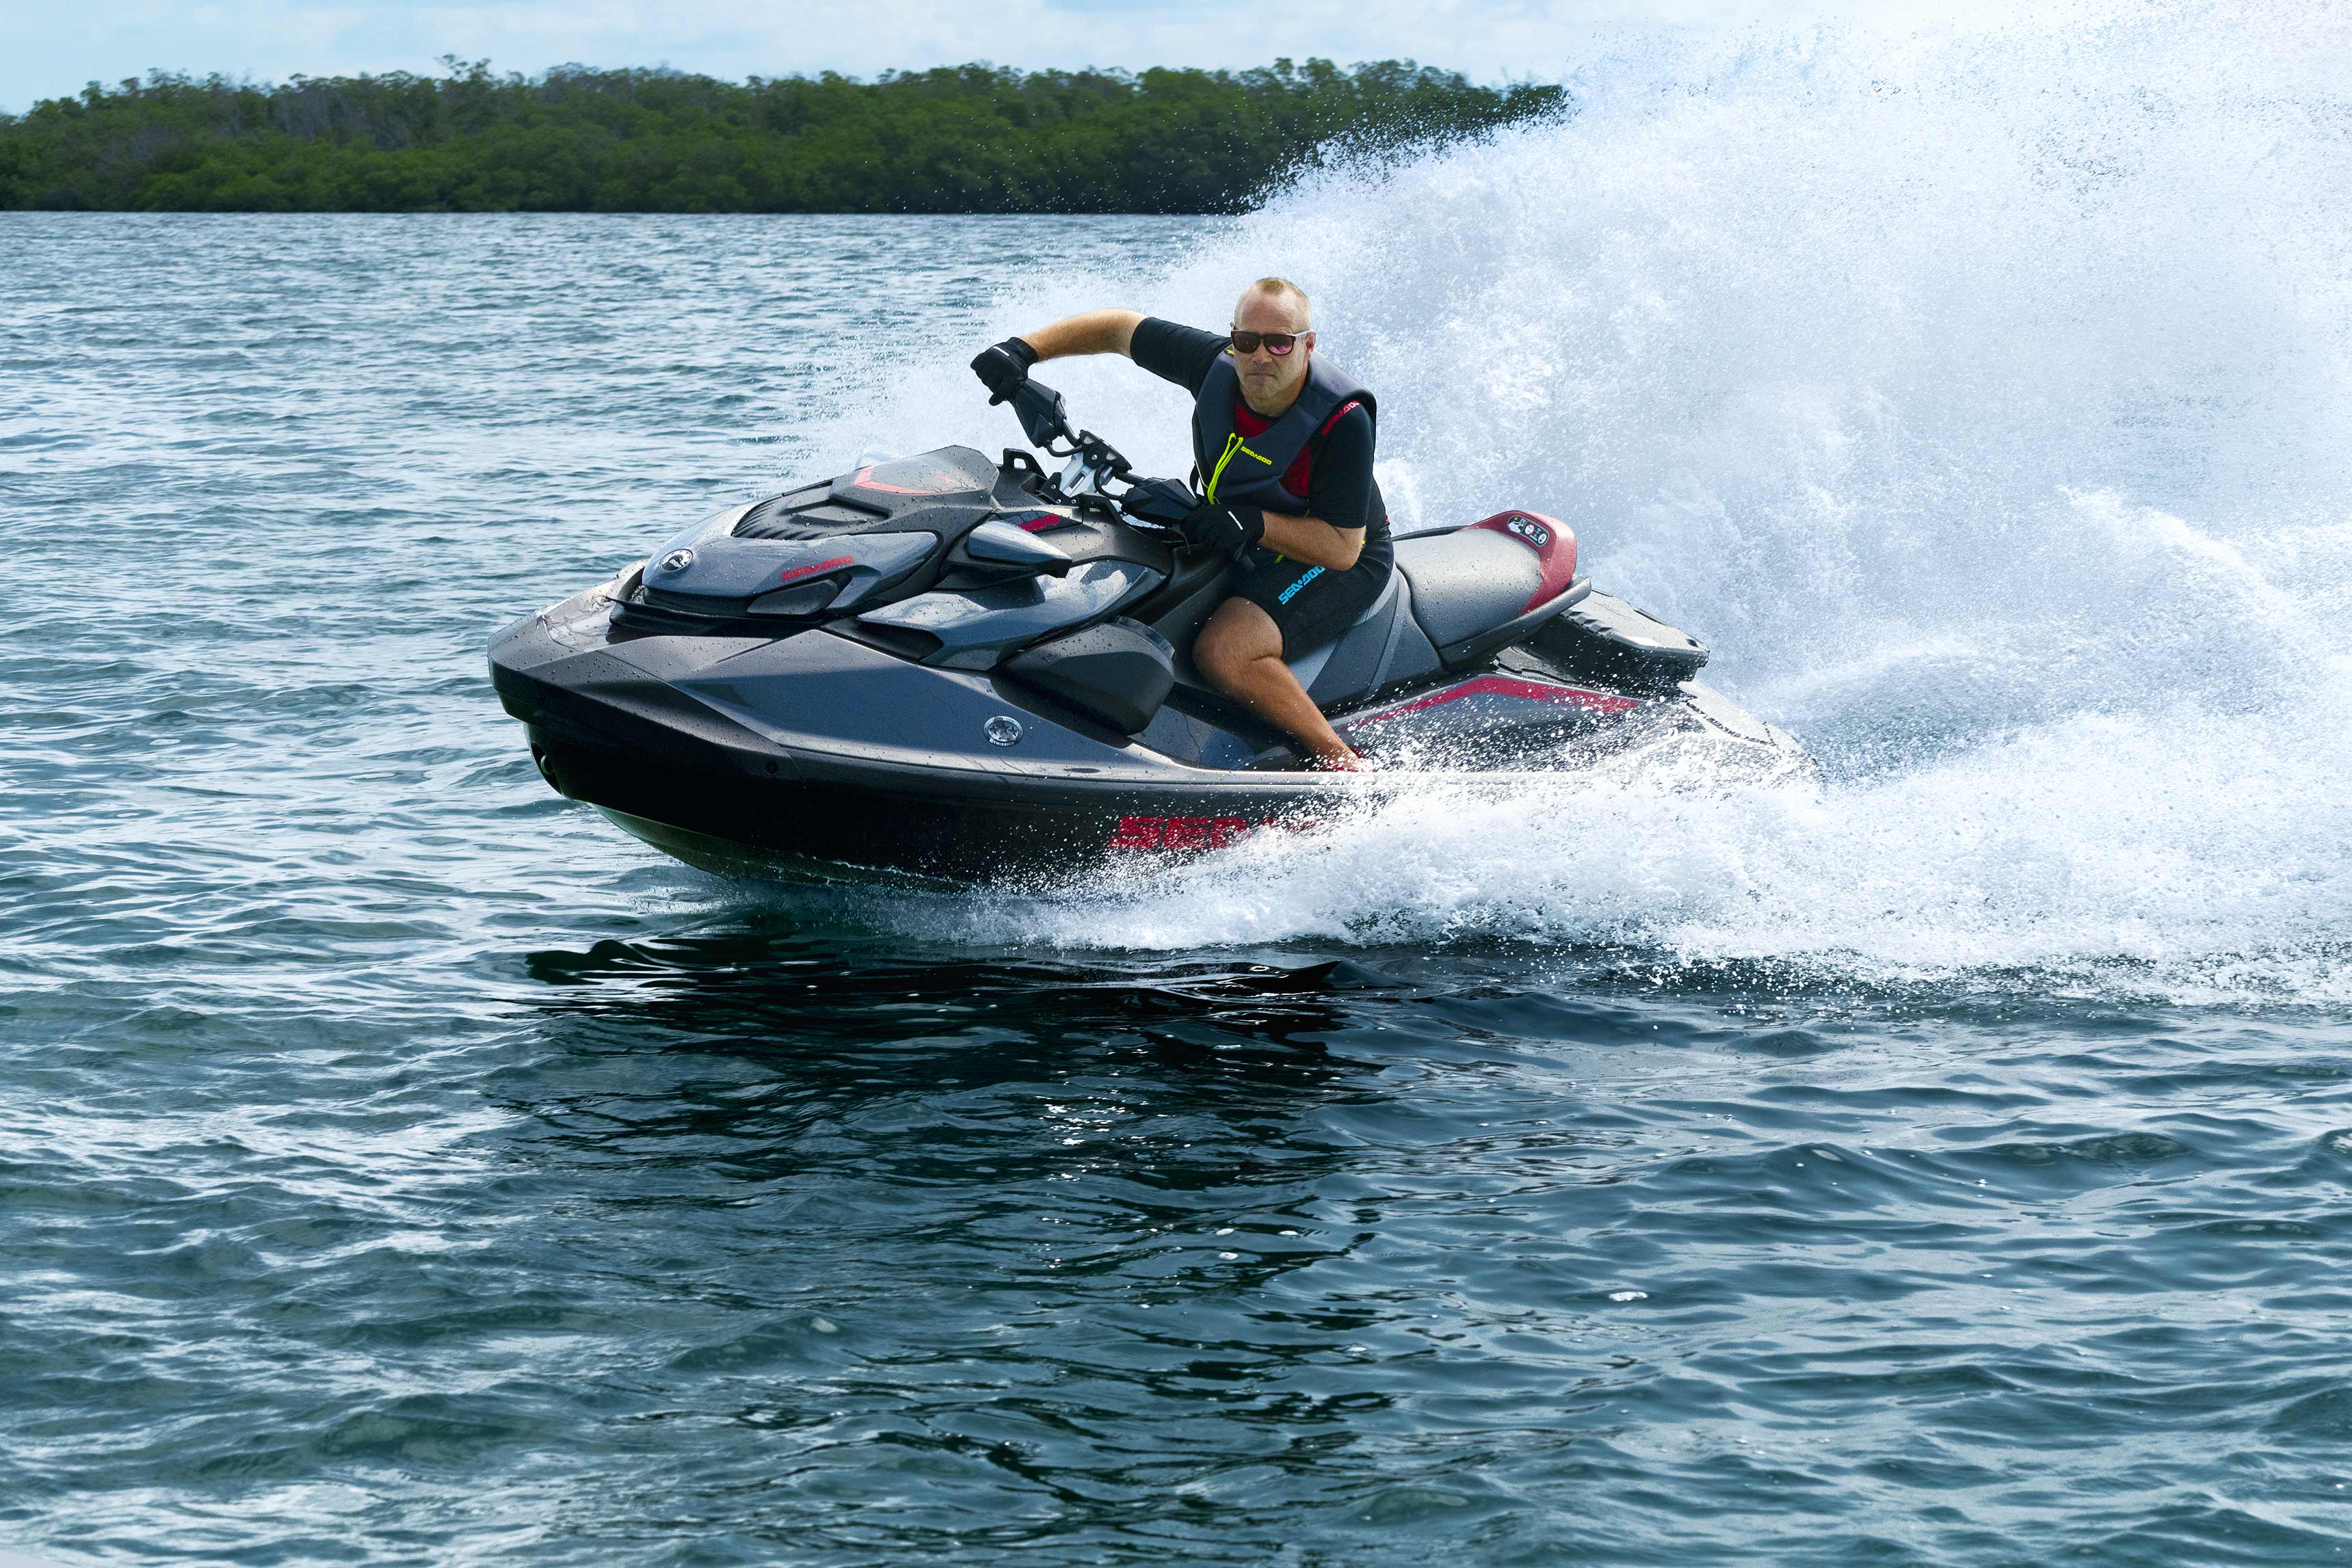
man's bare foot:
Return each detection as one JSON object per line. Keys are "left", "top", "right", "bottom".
{"left": 1310, "top": 746, "right": 1377, "bottom": 772}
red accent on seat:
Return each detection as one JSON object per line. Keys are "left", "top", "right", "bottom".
{"left": 1014, "top": 513, "right": 1069, "bottom": 533}
{"left": 774, "top": 555, "right": 854, "bottom": 585}
{"left": 1468, "top": 511, "right": 1579, "bottom": 613}
{"left": 1344, "top": 675, "right": 1638, "bottom": 730}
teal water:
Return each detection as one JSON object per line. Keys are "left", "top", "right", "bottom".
{"left": 9, "top": 16, "right": 2352, "bottom": 1559}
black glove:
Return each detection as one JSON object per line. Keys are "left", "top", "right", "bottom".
{"left": 1179, "top": 501, "right": 1265, "bottom": 560}
{"left": 970, "top": 336, "right": 1038, "bottom": 405}
{"left": 1118, "top": 476, "right": 1198, "bottom": 529}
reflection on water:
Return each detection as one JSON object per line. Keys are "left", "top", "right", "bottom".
{"left": 509, "top": 935, "right": 1381, "bottom": 1193}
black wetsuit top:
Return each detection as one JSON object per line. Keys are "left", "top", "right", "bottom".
{"left": 1131, "top": 317, "right": 1394, "bottom": 656}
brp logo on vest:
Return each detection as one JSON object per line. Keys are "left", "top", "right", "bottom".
{"left": 1504, "top": 516, "right": 1552, "bottom": 548}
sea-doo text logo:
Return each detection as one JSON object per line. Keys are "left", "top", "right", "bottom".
{"left": 659, "top": 548, "right": 695, "bottom": 573}
{"left": 1504, "top": 517, "right": 1551, "bottom": 548}
{"left": 1108, "top": 816, "right": 1323, "bottom": 851}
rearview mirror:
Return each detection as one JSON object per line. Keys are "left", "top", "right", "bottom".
{"left": 1013, "top": 378, "right": 1074, "bottom": 449}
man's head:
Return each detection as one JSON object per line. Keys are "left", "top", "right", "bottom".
{"left": 1230, "top": 277, "right": 1314, "bottom": 414}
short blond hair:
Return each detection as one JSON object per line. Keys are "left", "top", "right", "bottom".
{"left": 1239, "top": 276, "right": 1310, "bottom": 323}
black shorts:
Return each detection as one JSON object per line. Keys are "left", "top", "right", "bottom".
{"left": 1230, "top": 544, "right": 1394, "bottom": 658}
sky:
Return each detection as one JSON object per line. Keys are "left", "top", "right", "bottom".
{"left": 2, "top": 0, "right": 1963, "bottom": 113}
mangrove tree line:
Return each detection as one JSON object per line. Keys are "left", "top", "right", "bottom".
{"left": 0, "top": 59, "right": 1568, "bottom": 213}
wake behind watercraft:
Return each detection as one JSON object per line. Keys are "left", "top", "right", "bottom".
{"left": 489, "top": 378, "right": 1812, "bottom": 884}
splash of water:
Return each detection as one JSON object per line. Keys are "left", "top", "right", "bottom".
{"left": 800, "top": 2, "right": 2352, "bottom": 1000}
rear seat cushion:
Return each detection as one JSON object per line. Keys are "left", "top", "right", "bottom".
{"left": 1394, "top": 530, "right": 1546, "bottom": 650}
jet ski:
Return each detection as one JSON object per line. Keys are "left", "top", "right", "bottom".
{"left": 489, "top": 377, "right": 1812, "bottom": 884}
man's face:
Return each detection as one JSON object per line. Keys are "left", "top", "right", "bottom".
{"left": 1230, "top": 288, "right": 1313, "bottom": 411}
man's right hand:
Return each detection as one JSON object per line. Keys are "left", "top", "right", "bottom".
{"left": 970, "top": 336, "right": 1038, "bottom": 405}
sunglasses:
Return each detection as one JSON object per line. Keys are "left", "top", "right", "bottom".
{"left": 1227, "top": 328, "right": 1310, "bottom": 357}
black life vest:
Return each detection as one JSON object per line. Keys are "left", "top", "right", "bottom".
{"left": 1191, "top": 354, "right": 1377, "bottom": 514}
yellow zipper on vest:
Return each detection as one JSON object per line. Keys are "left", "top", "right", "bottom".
{"left": 1204, "top": 431, "right": 1274, "bottom": 503}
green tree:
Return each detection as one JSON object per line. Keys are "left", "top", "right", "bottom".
{"left": 0, "top": 61, "right": 1569, "bottom": 213}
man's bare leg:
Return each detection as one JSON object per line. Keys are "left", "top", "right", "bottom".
{"left": 1193, "top": 598, "right": 1369, "bottom": 769}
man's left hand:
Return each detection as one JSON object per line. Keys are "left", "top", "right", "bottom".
{"left": 1180, "top": 501, "right": 1265, "bottom": 560}
{"left": 1118, "top": 477, "right": 1198, "bottom": 529}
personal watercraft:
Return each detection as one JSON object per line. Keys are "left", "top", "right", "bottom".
{"left": 489, "top": 378, "right": 1812, "bottom": 884}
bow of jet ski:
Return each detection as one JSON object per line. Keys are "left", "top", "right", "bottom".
{"left": 488, "top": 379, "right": 1814, "bottom": 885}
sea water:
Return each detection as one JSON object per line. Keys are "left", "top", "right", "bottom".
{"left": 5, "top": 5, "right": 2352, "bottom": 1563}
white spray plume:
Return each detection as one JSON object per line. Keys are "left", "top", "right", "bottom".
{"left": 794, "top": 1, "right": 2352, "bottom": 1003}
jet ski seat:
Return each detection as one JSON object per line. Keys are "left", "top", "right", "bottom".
{"left": 1287, "top": 569, "right": 1438, "bottom": 710}
{"left": 1289, "top": 513, "right": 1587, "bottom": 713}
{"left": 1393, "top": 514, "right": 1585, "bottom": 667}
{"left": 1153, "top": 513, "right": 1588, "bottom": 719}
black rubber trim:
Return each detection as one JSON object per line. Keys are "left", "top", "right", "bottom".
{"left": 1436, "top": 577, "right": 1594, "bottom": 671}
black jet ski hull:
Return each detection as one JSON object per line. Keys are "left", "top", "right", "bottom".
{"left": 491, "top": 574, "right": 1812, "bottom": 888}
{"left": 497, "top": 598, "right": 1356, "bottom": 884}
{"left": 529, "top": 731, "right": 1336, "bottom": 886}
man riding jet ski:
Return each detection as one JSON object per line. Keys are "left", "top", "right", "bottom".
{"left": 488, "top": 287, "right": 1813, "bottom": 886}
{"left": 971, "top": 278, "right": 1384, "bottom": 770}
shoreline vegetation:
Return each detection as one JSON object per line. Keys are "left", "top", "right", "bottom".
{"left": 0, "top": 58, "right": 1568, "bottom": 214}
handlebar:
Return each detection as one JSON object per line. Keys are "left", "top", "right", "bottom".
{"left": 1007, "top": 376, "right": 1144, "bottom": 509}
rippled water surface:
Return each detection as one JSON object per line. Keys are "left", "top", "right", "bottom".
{"left": 10, "top": 14, "right": 2352, "bottom": 1562}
